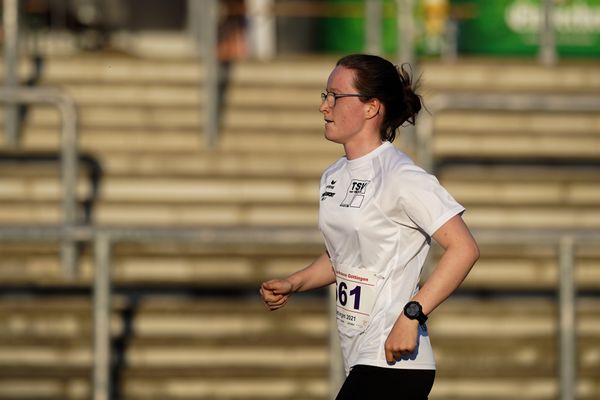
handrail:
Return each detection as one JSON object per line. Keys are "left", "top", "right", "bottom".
{"left": 105, "top": 226, "right": 598, "bottom": 400}
{"left": 416, "top": 92, "right": 600, "bottom": 172}
{"left": 0, "top": 87, "right": 80, "bottom": 277}
{"left": 4, "top": 225, "right": 600, "bottom": 247}
{"left": 3, "top": 0, "right": 19, "bottom": 146}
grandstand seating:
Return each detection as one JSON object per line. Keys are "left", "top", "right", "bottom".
{"left": 0, "top": 51, "right": 599, "bottom": 399}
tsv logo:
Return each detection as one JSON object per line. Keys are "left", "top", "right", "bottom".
{"left": 340, "top": 179, "right": 370, "bottom": 208}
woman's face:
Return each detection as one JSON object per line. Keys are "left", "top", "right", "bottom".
{"left": 319, "top": 66, "right": 371, "bottom": 145}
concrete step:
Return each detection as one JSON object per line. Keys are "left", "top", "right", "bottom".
{"left": 17, "top": 106, "right": 326, "bottom": 132}
{"left": 420, "top": 58, "right": 600, "bottom": 93}
{"left": 6, "top": 54, "right": 599, "bottom": 93}
{"left": 434, "top": 111, "right": 600, "bottom": 134}
{"left": 53, "top": 83, "right": 319, "bottom": 109}
{"left": 2, "top": 251, "right": 600, "bottom": 290}
{"left": 22, "top": 106, "right": 201, "bottom": 130}
{"left": 445, "top": 180, "right": 600, "bottom": 207}
{"left": 0, "top": 175, "right": 318, "bottom": 203}
{"left": 2, "top": 296, "right": 599, "bottom": 341}
{"left": 430, "top": 377, "right": 599, "bottom": 400}
{"left": 0, "top": 201, "right": 318, "bottom": 226}
{"left": 463, "top": 205, "right": 600, "bottom": 229}
{"left": 0, "top": 178, "right": 93, "bottom": 202}
{"left": 1, "top": 200, "right": 599, "bottom": 228}
{"left": 4, "top": 374, "right": 599, "bottom": 400}
{"left": 12, "top": 102, "right": 600, "bottom": 134}
{"left": 3, "top": 55, "right": 202, "bottom": 85}
{"left": 434, "top": 133, "right": 600, "bottom": 158}
{"left": 0, "top": 254, "right": 318, "bottom": 288}
{"left": 4, "top": 200, "right": 600, "bottom": 229}
{"left": 15, "top": 127, "right": 335, "bottom": 153}
{"left": 98, "top": 151, "right": 337, "bottom": 178}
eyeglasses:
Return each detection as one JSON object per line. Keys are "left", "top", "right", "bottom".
{"left": 320, "top": 91, "right": 365, "bottom": 107}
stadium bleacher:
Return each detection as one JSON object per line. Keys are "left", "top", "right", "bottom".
{"left": 0, "top": 51, "right": 599, "bottom": 399}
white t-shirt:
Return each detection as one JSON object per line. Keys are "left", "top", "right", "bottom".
{"left": 318, "top": 141, "right": 464, "bottom": 374}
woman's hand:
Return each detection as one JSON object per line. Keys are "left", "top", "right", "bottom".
{"left": 260, "top": 279, "right": 294, "bottom": 311}
{"left": 384, "top": 315, "right": 420, "bottom": 364}
{"left": 259, "top": 252, "right": 336, "bottom": 311}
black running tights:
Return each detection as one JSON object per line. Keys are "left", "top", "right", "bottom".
{"left": 335, "top": 365, "right": 435, "bottom": 400}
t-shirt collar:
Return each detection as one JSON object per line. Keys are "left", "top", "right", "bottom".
{"left": 345, "top": 141, "right": 391, "bottom": 169}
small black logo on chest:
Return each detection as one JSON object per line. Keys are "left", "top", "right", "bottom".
{"left": 321, "top": 180, "right": 337, "bottom": 201}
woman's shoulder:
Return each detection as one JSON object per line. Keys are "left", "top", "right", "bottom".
{"left": 380, "top": 144, "right": 423, "bottom": 174}
{"left": 320, "top": 156, "right": 346, "bottom": 182}
{"left": 379, "top": 145, "right": 442, "bottom": 188}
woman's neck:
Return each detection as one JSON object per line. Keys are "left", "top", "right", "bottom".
{"left": 343, "top": 136, "right": 383, "bottom": 160}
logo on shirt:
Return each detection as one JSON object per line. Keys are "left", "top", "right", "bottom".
{"left": 340, "top": 179, "right": 370, "bottom": 208}
{"left": 321, "top": 179, "right": 337, "bottom": 201}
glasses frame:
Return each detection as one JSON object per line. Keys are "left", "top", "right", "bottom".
{"left": 321, "top": 91, "right": 366, "bottom": 107}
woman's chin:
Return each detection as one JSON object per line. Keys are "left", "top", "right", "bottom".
{"left": 324, "top": 129, "right": 343, "bottom": 144}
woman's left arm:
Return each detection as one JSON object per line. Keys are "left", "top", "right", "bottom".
{"left": 412, "top": 213, "right": 480, "bottom": 314}
{"left": 384, "top": 214, "right": 479, "bottom": 363}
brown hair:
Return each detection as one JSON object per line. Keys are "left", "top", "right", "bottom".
{"left": 336, "top": 54, "right": 422, "bottom": 143}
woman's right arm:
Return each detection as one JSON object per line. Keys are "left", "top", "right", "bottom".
{"left": 260, "top": 252, "right": 336, "bottom": 311}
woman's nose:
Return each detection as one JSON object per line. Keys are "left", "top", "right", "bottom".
{"left": 319, "top": 101, "right": 329, "bottom": 113}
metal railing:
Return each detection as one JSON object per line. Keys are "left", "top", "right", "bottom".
{"left": 3, "top": 0, "right": 20, "bottom": 146}
{"left": 0, "top": 224, "right": 324, "bottom": 400}
{"left": 0, "top": 225, "right": 597, "bottom": 400}
{"left": 109, "top": 228, "right": 599, "bottom": 400}
{"left": 415, "top": 92, "right": 600, "bottom": 173}
{"left": 0, "top": 87, "right": 80, "bottom": 277}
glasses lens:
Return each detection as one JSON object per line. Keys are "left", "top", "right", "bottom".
{"left": 321, "top": 92, "right": 335, "bottom": 106}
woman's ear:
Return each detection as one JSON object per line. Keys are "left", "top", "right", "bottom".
{"left": 365, "top": 98, "right": 382, "bottom": 120}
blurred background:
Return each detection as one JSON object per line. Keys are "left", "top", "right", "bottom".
{"left": 0, "top": 0, "right": 599, "bottom": 399}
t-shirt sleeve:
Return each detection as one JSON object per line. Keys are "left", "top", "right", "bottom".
{"left": 391, "top": 166, "right": 465, "bottom": 237}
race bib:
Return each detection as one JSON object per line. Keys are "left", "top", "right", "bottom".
{"left": 335, "top": 266, "right": 379, "bottom": 331}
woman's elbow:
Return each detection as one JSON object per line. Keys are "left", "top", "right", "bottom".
{"left": 468, "top": 238, "right": 480, "bottom": 265}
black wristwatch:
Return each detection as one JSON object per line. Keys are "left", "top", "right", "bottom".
{"left": 403, "top": 301, "right": 428, "bottom": 325}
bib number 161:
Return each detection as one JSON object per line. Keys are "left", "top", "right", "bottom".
{"left": 336, "top": 281, "right": 361, "bottom": 310}
{"left": 334, "top": 267, "right": 377, "bottom": 330}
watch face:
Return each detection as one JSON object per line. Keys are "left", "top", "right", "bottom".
{"left": 406, "top": 303, "right": 420, "bottom": 317}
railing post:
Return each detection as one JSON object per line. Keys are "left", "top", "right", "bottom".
{"left": 558, "top": 235, "right": 576, "bottom": 400}
{"left": 396, "top": 0, "right": 418, "bottom": 158}
{"left": 366, "top": 0, "right": 383, "bottom": 55}
{"left": 415, "top": 100, "right": 436, "bottom": 171}
{"left": 539, "top": 0, "right": 557, "bottom": 66}
{"left": 248, "top": 0, "right": 276, "bottom": 60}
{"left": 58, "top": 95, "right": 80, "bottom": 278}
{"left": 396, "top": 0, "right": 416, "bottom": 67}
{"left": 93, "top": 232, "right": 112, "bottom": 400}
{"left": 0, "top": 87, "right": 80, "bottom": 277}
{"left": 3, "top": 0, "right": 20, "bottom": 147}
{"left": 198, "top": 0, "right": 220, "bottom": 148}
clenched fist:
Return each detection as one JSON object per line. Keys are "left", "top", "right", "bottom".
{"left": 384, "top": 315, "right": 420, "bottom": 364}
{"left": 260, "top": 279, "right": 294, "bottom": 311}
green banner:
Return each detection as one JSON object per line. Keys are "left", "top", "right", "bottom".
{"left": 319, "top": 0, "right": 448, "bottom": 56}
{"left": 319, "top": 0, "right": 398, "bottom": 54}
{"left": 319, "top": 0, "right": 600, "bottom": 57}
{"left": 453, "top": 0, "right": 600, "bottom": 56}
